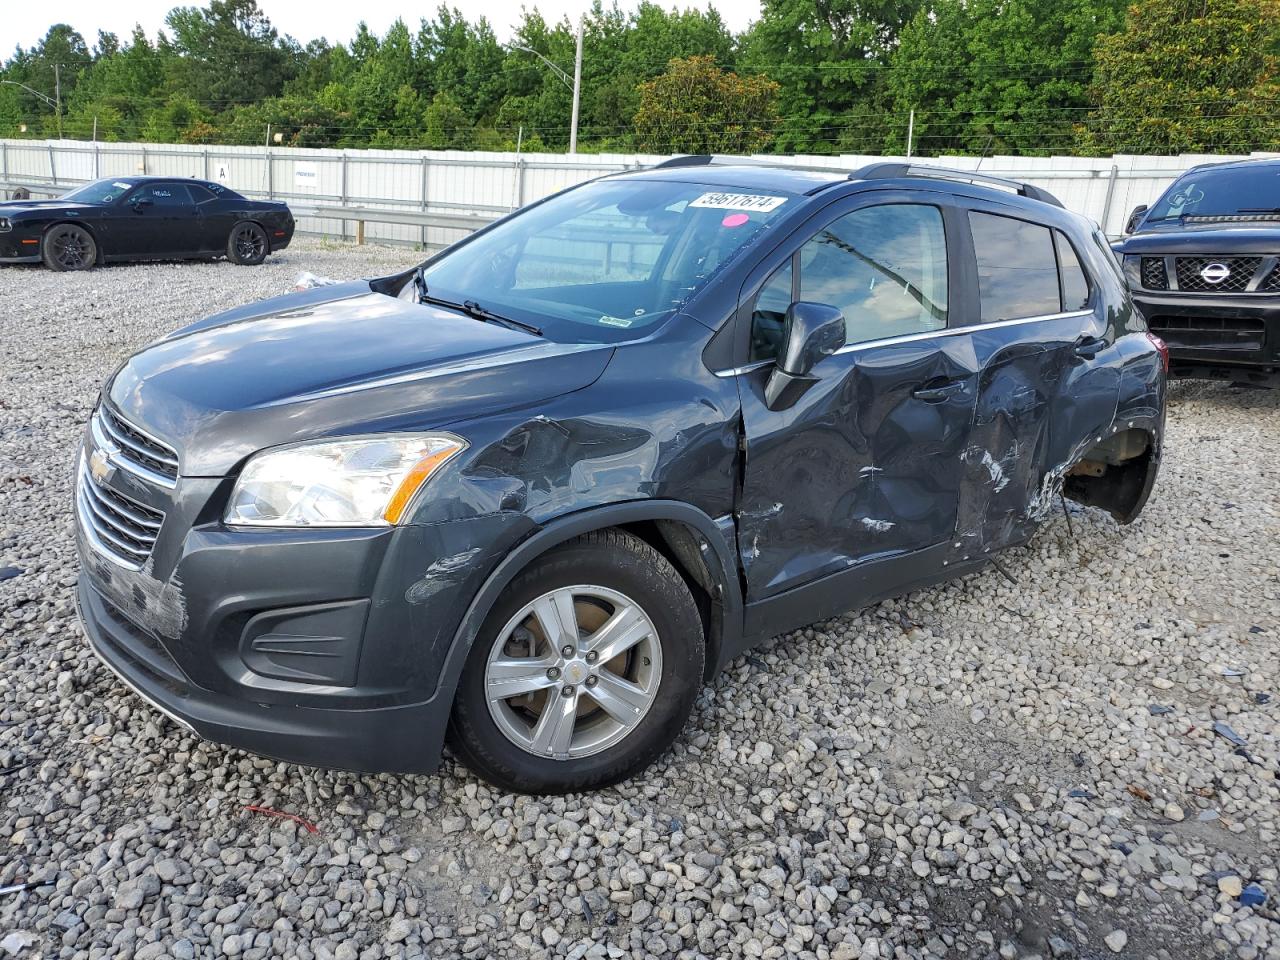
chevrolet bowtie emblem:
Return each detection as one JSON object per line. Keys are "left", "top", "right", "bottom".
{"left": 88, "top": 447, "right": 115, "bottom": 484}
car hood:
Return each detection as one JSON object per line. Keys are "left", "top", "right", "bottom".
{"left": 0, "top": 199, "right": 94, "bottom": 217}
{"left": 1116, "top": 221, "right": 1280, "bottom": 255}
{"left": 106, "top": 282, "right": 614, "bottom": 476}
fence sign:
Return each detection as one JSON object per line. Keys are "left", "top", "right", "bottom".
{"left": 294, "top": 162, "right": 319, "bottom": 192}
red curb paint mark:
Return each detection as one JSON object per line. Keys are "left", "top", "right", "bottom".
{"left": 244, "top": 805, "right": 319, "bottom": 834}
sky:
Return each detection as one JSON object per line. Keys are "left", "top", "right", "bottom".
{"left": 5, "top": 0, "right": 762, "bottom": 52}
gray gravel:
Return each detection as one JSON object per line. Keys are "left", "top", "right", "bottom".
{"left": 1, "top": 240, "right": 1278, "bottom": 960}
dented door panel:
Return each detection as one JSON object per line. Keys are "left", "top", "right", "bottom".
{"left": 737, "top": 333, "right": 979, "bottom": 602}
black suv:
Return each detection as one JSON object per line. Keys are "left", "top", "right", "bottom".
{"left": 1113, "top": 157, "right": 1280, "bottom": 386}
{"left": 75, "top": 159, "right": 1166, "bottom": 794}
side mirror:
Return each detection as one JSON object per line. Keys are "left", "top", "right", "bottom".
{"left": 764, "top": 302, "right": 846, "bottom": 410}
{"left": 1124, "top": 204, "right": 1148, "bottom": 234}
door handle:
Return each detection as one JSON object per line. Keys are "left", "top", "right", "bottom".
{"left": 912, "top": 379, "right": 966, "bottom": 403}
{"left": 1073, "top": 336, "right": 1107, "bottom": 358}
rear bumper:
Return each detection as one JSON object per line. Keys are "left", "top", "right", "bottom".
{"left": 1133, "top": 291, "right": 1280, "bottom": 381}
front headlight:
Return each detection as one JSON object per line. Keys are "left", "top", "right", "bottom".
{"left": 225, "top": 434, "right": 466, "bottom": 527}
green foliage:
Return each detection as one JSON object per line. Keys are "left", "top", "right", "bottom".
{"left": 888, "top": 0, "right": 1125, "bottom": 156}
{"left": 634, "top": 55, "right": 779, "bottom": 153}
{"left": 1079, "top": 0, "right": 1280, "bottom": 154}
{"left": 2, "top": 0, "right": 1277, "bottom": 157}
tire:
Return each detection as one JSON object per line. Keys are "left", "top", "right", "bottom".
{"left": 448, "top": 530, "right": 704, "bottom": 794}
{"left": 227, "top": 221, "right": 268, "bottom": 265}
{"left": 42, "top": 224, "right": 96, "bottom": 271}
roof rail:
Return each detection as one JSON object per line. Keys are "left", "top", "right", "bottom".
{"left": 647, "top": 154, "right": 859, "bottom": 176}
{"left": 850, "top": 162, "right": 1064, "bottom": 208}
{"left": 649, "top": 155, "right": 715, "bottom": 169}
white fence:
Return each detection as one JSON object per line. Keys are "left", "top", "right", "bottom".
{"left": 2, "top": 138, "right": 1277, "bottom": 244}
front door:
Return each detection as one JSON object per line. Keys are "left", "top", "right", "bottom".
{"left": 736, "top": 196, "right": 981, "bottom": 606}
{"left": 114, "top": 182, "right": 200, "bottom": 257}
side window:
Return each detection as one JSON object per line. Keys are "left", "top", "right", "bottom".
{"left": 1055, "top": 230, "right": 1091, "bottom": 311}
{"left": 800, "top": 204, "right": 948, "bottom": 346}
{"left": 750, "top": 260, "right": 793, "bottom": 362}
{"left": 970, "top": 212, "right": 1060, "bottom": 321}
{"left": 186, "top": 183, "right": 218, "bottom": 204}
{"left": 143, "top": 184, "right": 189, "bottom": 207}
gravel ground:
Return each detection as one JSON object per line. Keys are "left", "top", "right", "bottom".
{"left": 0, "top": 239, "right": 1277, "bottom": 960}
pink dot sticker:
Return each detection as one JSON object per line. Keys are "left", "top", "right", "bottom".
{"left": 721, "top": 213, "right": 749, "bottom": 228}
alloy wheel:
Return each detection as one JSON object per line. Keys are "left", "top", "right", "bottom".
{"left": 53, "top": 229, "right": 90, "bottom": 269}
{"left": 234, "top": 227, "right": 265, "bottom": 261}
{"left": 484, "top": 584, "right": 663, "bottom": 760}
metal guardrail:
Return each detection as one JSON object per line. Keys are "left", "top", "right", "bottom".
{"left": 293, "top": 204, "right": 498, "bottom": 244}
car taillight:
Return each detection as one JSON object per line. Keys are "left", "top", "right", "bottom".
{"left": 1146, "top": 332, "right": 1169, "bottom": 373}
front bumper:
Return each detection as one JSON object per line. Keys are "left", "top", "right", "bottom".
{"left": 0, "top": 231, "right": 41, "bottom": 262}
{"left": 1133, "top": 291, "right": 1280, "bottom": 383}
{"left": 72, "top": 445, "right": 518, "bottom": 774}
{"left": 76, "top": 576, "right": 445, "bottom": 772}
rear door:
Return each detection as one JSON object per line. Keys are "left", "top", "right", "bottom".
{"left": 735, "top": 191, "right": 981, "bottom": 602}
{"left": 956, "top": 204, "right": 1118, "bottom": 554}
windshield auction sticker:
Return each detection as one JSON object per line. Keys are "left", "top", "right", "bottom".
{"left": 689, "top": 192, "right": 788, "bottom": 212}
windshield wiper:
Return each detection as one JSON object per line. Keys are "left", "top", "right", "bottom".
{"left": 422, "top": 294, "right": 542, "bottom": 337}
{"left": 1237, "top": 207, "right": 1280, "bottom": 214}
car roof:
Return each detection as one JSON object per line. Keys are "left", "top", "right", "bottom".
{"left": 616, "top": 163, "right": 849, "bottom": 196}
{"left": 1183, "top": 155, "right": 1280, "bottom": 175}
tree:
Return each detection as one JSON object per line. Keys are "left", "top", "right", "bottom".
{"left": 738, "top": 0, "right": 923, "bottom": 154}
{"left": 888, "top": 0, "right": 1125, "bottom": 156}
{"left": 165, "top": 0, "right": 295, "bottom": 107}
{"left": 634, "top": 55, "right": 780, "bottom": 154}
{"left": 1079, "top": 0, "right": 1280, "bottom": 154}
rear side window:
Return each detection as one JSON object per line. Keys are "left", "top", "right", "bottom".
{"left": 970, "top": 212, "right": 1060, "bottom": 321}
{"left": 186, "top": 183, "right": 218, "bottom": 204}
{"left": 1055, "top": 231, "right": 1091, "bottom": 311}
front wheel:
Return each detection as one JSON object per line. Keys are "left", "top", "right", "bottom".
{"left": 42, "top": 224, "right": 96, "bottom": 271}
{"left": 448, "top": 530, "right": 704, "bottom": 794}
{"left": 227, "top": 221, "right": 268, "bottom": 265}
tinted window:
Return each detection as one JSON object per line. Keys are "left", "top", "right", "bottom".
{"left": 1055, "top": 231, "right": 1090, "bottom": 311}
{"left": 970, "top": 212, "right": 1059, "bottom": 321}
{"left": 187, "top": 183, "right": 218, "bottom": 204}
{"left": 799, "top": 204, "right": 947, "bottom": 345}
{"left": 139, "top": 184, "right": 190, "bottom": 207}
{"left": 750, "top": 260, "right": 793, "bottom": 362}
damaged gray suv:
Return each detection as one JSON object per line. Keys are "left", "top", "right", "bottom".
{"left": 75, "top": 159, "right": 1167, "bottom": 794}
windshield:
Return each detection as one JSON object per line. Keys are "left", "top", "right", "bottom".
{"left": 61, "top": 179, "right": 134, "bottom": 204}
{"left": 1147, "top": 165, "right": 1280, "bottom": 221}
{"left": 417, "top": 178, "right": 795, "bottom": 342}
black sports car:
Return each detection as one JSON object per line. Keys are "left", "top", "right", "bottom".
{"left": 0, "top": 176, "right": 294, "bottom": 271}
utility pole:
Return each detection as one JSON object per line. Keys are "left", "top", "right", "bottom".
{"left": 569, "top": 18, "right": 583, "bottom": 155}
{"left": 54, "top": 64, "right": 62, "bottom": 140}
{"left": 906, "top": 109, "right": 914, "bottom": 159}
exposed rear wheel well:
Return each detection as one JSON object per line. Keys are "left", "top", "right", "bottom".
{"left": 1063, "top": 428, "right": 1158, "bottom": 524}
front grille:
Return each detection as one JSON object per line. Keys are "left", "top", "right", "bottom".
{"left": 1141, "top": 257, "right": 1168, "bottom": 290}
{"left": 96, "top": 406, "right": 179, "bottom": 485}
{"left": 1263, "top": 265, "right": 1280, "bottom": 292}
{"left": 77, "top": 463, "right": 165, "bottom": 569}
{"left": 1174, "top": 256, "right": 1262, "bottom": 293}
{"left": 1147, "top": 315, "right": 1265, "bottom": 352}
